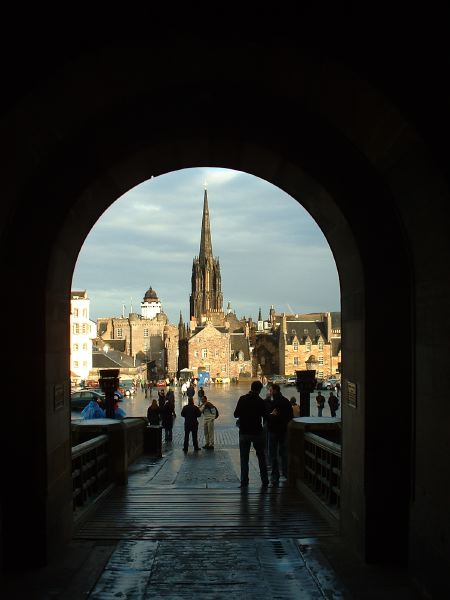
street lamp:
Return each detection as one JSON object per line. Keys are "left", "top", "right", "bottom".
{"left": 296, "top": 355, "right": 318, "bottom": 417}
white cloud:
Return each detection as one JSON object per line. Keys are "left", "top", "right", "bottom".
{"left": 73, "top": 168, "right": 340, "bottom": 323}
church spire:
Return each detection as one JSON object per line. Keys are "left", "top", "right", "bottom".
{"left": 199, "top": 188, "right": 213, "bottom": 264}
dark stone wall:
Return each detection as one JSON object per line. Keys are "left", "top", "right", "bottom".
{"left": 1, "top": 20, "right": 449, "bottom": 597}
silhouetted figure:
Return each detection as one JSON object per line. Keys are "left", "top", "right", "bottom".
{"left": 316, "top": 392, "right": 326, "bottom": 417}
{"left": 328, "top": 392, "right": 340, "bottom": 417}
{"left": 181, "top": 397, "right": 201, "bottom": 452}
{"left": 267, "top": 384, "right": 293, "bottom": 485}
{"left": 234, "top": 380, "right": 269, "bottom": 488}
{"left": 147, "top": 399, "right": 160, "bottom": 425}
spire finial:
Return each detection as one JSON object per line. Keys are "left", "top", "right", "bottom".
{"left": 199, "top": 188, "right": 213, "bottom": 263}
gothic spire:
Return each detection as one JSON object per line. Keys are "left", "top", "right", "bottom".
{"left": 199, "top": 189, "right": 213, "bottom": 264}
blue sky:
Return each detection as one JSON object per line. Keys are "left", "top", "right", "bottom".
{"left": 72, "top": 167, "right": 340, "bottom": 324}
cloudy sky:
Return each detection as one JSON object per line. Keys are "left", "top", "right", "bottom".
{"left": 72, "top": 168, "right": 340, "bottom": 324}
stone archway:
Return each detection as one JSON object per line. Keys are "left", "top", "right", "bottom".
{"left": 1, "top": 44, "right": 417, "bottom": 571}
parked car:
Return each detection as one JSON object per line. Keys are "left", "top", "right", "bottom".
{"left": 322, "top": 378, "right": 338, "bottom": 390}
{"left": 119, "top": 381, "right": 135, "bottom": 396}
{"left": 71, "top": 390, "right": 105, "bottom": 411}
{"left": 268, "top": 375, "right": 287, "bottom": 385}
{"left": 286, "top": 376, "right": 297, "bottom": 386}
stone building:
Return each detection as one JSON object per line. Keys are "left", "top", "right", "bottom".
{"left": 184, "top": 190, "right": 252, "bottom": 380}
{"left": 97, "top": 286, "right": 179, "bottom": 377}
{"left": 252, "top": 309, "right": 341, "bottom": 380}
{"left": 70, "top": 290, "right": 97, "bottom": 384}
{"left": 190, "top": 189, "right": 223, "bottom": 323}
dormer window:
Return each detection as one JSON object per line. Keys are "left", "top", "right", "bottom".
{"left": 318, "top": 340, "right": 324, "bottom": 350}
{"left": 293, "top": 342, "right": 298, "bottom": 351}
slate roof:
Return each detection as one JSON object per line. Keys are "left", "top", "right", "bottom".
{"left": 285, "top": 321, "right": 328, "bottom": 344}
{"left": 331, "top": 338, "right": 341, "bottom": 356}
{"left": 93, "top": 350, "right": 135, "bottom": 368}
{"left": 225, "top": 312, "right": 245, "bottom": 333}
{"left": 230, "top": 334, "right": 251, "bottom": 360}
{"left": 191, "top": 324, "right": 228, "bottom": 338}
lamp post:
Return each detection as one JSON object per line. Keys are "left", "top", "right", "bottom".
{"left": 296, "top": 355, "right": 318, "bottom": 417}
{"left": 99, "top": 368, "right": 120, "bottom": 419}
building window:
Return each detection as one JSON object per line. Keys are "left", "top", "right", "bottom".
{"left": 194, "top": 350, "right": 199, "bottom": 358}
{"left": 306, "top": 341, "right": 311, "bottom": 351}
{"left": 318, "top": 356, "right": 324, "bottom": 365}
{"left": 318, "top": 371, "right": 324, "bottom": 379}
{"left": 72, "top": 324, "right": 79, "bottom": 334}
{"left": 144, "top": 342, "right": 149, "bottom": 351}
{"left": 293, "top": 357, "right": 299, "bottom": 366}
{"left": 222, "top": 365, "right": 227, "bottom": 372}
{"left": 318, "top": 340, "right": 324, "bottom": 350}
{"left": 117, "top": 328, "right": 123, "bottom": 338}
{"left": 74, "top": 361, "right": 79, "bottom": 368}
{"left": 304, "top": 328, "right": 309, "bottom": 334}
{"left": 83, "top": 309, "right": 88, "bottom": 318}
{"left": 73, "top": 308, "right": 78, "bottom": 317}
{"left": 293, "top": 342, "right": 298, "bottom": 351}
{"left": 83, "top": 343, "right": 87, "bottom": 351}
{"left": 73, "top": 344, "right": 78, "bottom": 351}
{"left": 202, "top": 348, "right": 208, "bottom": 359}
{"left": 144, "top": 329, "right": 149, "bottom": 337}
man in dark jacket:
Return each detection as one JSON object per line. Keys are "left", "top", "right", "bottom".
{"left": 234, "top": 380, "right": 269, "bottom": 488}
{"left": 181, "top": 396, "right": 202, "bottom": 452}
{"left": 267, "top": 384, "right": 294, "bottom": 485}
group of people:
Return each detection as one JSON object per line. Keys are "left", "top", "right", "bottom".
{"left": 147, "top": 388, "right": 177, "bottom": 441}
{"left": 315, "top": 391, "right": 340, "bottom": 417}
{"left": 234, "top": 381, "right": 295, "bottom": 488}
{"left": 179, "top": 395, "right": 219, "bottom": 451}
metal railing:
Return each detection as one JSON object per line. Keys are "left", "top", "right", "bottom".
{"left": 304, "top": 432, "right": 341, "bottom": 510}
{"left": 71, "top": 435, "right": 110, "bottom": 510}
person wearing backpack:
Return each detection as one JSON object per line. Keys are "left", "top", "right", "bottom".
{"left": 200, "top": 396, "right": 219, "bottom": 449}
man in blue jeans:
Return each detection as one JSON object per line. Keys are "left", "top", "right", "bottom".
{"left": 234, "top": 380, "right": 269, "bottom": 488}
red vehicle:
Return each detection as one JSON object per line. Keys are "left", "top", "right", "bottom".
{"left": 156, "top": 380, "right": 166, "bottom": 387}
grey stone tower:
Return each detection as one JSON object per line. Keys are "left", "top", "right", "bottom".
{"left": 190, "top": 189, "right": 223, "bottom": 321}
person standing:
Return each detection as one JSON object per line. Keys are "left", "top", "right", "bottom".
{"left": 234, "top": 380, "right": 269, "bottom": 488}
{"left": 316, "top": 392, "right": 326, "bottom": 417}
{"left": 157, "top": 388, "right": 166, "bottom": 409}
{"left": 147, "top": 399, "right": 160, "bottom": 425}
{"left": 328, "top": 392, "right": 340, "bottom": 417}
{"left": 267, "top": 384, "right": 293, "bottom": 485}
{"left": 197, "top": 385, "right": 205, "bottom": 406}
{"left": 161, "top": 389, "right": 176, "bottom": 442}
{"left": 200, "top": 396, "right": 219, "bottom": 449}
{"left": 181, "top": 396, "right": 202, "bottom": 452}
{"left": 186, "top": 383, "right": 195, "bottom": 403}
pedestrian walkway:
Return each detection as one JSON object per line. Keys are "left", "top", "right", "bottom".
{"left": 2, "top": 430, "right": 420, "bottom": 599}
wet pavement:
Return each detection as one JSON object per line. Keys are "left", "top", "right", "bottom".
{"left": 4, "top": 384, "right": 419, "bottom": 599}
{"left": 72, "top": 381, "right": 342, "bottom": 424}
